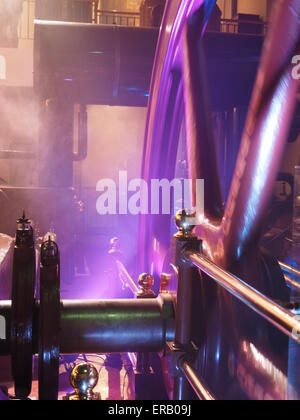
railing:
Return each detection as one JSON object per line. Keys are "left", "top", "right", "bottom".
{"left": 219, "top": 18, "right": 268, "bottom": 36}
{"left": 95, "top": 9, "right": 140, "bottom": 27}
{"left": 18, "top": 1, "right": 269, "bottom": 41}
{"left": 279, "top": 261, "right": 300, "bottom": 292}
{"left": 173, "top": 213, "right": 300, "bottom": 400}
{"left": 280, "top": 261, "right": 300, "bottom": 279}
{"left": 115, "top": 259, "right": 139, "bottom": 296}
{"left": 186, "top": 251, "right": 300, "bottom": 343}
{"left": 180, "top": 360, "right": 215, "bottom": 401}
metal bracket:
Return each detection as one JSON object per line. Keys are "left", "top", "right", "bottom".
{"left": 169, "top": 341, "right": 199, "bottom": 378}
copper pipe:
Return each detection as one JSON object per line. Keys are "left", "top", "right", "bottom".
{"left": 186, "top": 251, "right": 300, "bottom": 343}
{"left": 181, "top": 360, "right": 215, "bottom": 401}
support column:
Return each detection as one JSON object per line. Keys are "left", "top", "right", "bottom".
{"left": 172, "top": 210, "right": 201, "bottom": 401}
{"left": 135, "top": 273, "right": 156, "bottom": 400}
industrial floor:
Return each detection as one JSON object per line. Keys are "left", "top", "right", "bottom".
{"left": 0, "top": 353, "right": 135, "bottom": 400}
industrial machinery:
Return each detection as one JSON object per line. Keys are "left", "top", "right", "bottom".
{"left": 137, "top": 0, "right": 300, "bottom": 401}
{"left": 1, "top": 0, "right": 300, "bottom": 401}
{"left": 0, "top": 214, "right": 175, "bottom": 400}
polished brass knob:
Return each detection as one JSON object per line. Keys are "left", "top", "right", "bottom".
{"left": 160, "top": 273, "right": 171, "bottom": 294}
{"left": 174, "top": 209, "right": 196, "bottom": 239}
{"left": 137, "top": 273, "right": 156, "bottom": 298}
{"left": 63, "top": 363, "right": 101, "bottom": 400}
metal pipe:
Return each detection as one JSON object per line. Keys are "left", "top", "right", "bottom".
{"left": 181, "top": 360, "right": 215, "bottom": 401}
{"left": 186, "top": 251, "right": 300, "bottom": 344}
{"left": 279, "top": 261, "right": 300, "bottom": 279}
{"left": 284, "top": 274, "right": 300, "bottom": 292}
{"left": 0, "top": 296, "right": 175, "bottom": 356}
{"left": 0, "top": 150, "right": 36, "bottom": 160}
{"left": 174, "top": 264, "right": 195, "bottom": 347}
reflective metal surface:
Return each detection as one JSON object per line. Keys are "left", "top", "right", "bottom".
{"left": 186, "top": 250, "right": 300, "bottom": 344}
{"left": 137, "top": 273, "right": 156, "bottom": 298}
{"left": 280, "top": 261, "right": 300, "bottom": 280}
{"left": 0, "top": 296, "right": 175, "bottom": 355}
{"left": 138, "top": 0, "right": 300, "bottom": 400}
{"left": 181, "top": 360, "right": 215, "bottom": 401}
{"left": 64, "top": 363, "right": 101, "bottom": 401}
{"left": 116, "top": 260, "right": 139, "bottom": 296}
{"left": 183, "top": 0, "right": 300, "bottom": 269}
{"left": 59, "top": 297, "right": 174, "bottom": 353}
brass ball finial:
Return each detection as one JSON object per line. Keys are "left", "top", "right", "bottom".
{"left": 110, "top": 237, "right": 121, "bottom": 251}
{"left": 174, "top": 209, "right": 196, "bottom": 239}
{"left": 160, "top": 273, "right": 171, "bottom": 294}
{"left": 64, "top": 363, "right": 101, "bottom": 400}
{"left": 137, "top": 273, "right": 156, "bottom": 298}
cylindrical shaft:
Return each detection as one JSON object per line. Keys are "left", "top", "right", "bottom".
{"left": 174, "top": 264, "right": 195, "bottom": 347}
{"left": 173, "top": 263, "right": 196, "bottom": 401}
{"left": 0, "top": 297, "right": 174, "bottom": 355}
{"left": 60, "top": 299, "right": 171, "bottom": 353}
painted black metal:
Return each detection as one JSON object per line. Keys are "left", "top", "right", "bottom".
{"left": 34, "top": 21, "right": 159, "bottom": 107}
{"left": 11, "top": 213, "right": 36, "bottom": 400}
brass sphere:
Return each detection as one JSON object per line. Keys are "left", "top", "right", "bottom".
{"left": 138, "top": 273, "right": 154, "bottom": 292}
{"left": 174, "top": 209, "right": 196, "bottom": 238}
{"left": 70, "top": 363, "right": 99, "bottom": 397}
{"left": 160, "top": 273, "right": 171, "bottom": 293}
